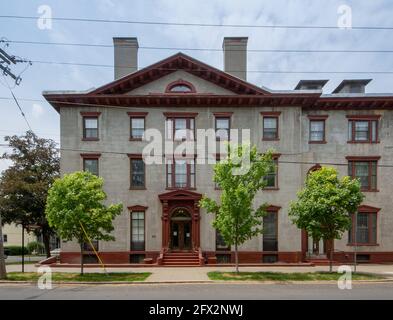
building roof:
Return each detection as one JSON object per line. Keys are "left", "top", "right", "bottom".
{"left": 332, "top": 79, "right": 372, "bottom": 93}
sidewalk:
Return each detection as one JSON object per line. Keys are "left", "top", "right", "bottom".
{"left": 5, "top": 264, "right": 393, "bottom": 282}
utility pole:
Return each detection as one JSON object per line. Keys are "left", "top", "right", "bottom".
{"left": 0, "top": 40, "right": 31, "bottom": 85}
{"left": 0, "top": 213, "right": 6, "bottom": 279}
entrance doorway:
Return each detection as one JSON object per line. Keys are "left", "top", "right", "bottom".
{"left": 170, "top": 208, "right": 192, "bottom": 251}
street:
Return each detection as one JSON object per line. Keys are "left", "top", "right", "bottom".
{"left": 1, "top": 282, "right": 393, "bottom": 300}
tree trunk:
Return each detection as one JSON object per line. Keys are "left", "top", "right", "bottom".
{"left": 0, "top": 214, "right": 7, "bottom": 280}
{"left": 42, "top": 230, "right": 51, "bottom": 258}
{"left": 80, "top": 243, "right": 84, "bottom": 276}
{"left": 235, "top": 242, "right": 239, "bottom": 273}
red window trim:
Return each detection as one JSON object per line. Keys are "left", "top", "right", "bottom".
{"left": 127, "top": 112, "right": 148, "bottom": 117}
{"left": 348, "top": 205, "right": 380, "bottom": 246}
{"left": 163, "top": 112, "right": 198, "bottom": 118}
{"left": 347, "top": 157, "right": 379, "bottom": 192}
{"left": 213, "top": 112, "right": 233, "bottom": 117}
{"left": 80, "top": 153, "right": 101, "bottom": 159}
{"left": 130, "top": 209, "right": 146, "bottom": 252}
{"left": 309, "top": 118, "right": 327, "bottom": 144}
{"left": 128, "top": 113, "right": 147, "bottom": 141}
{"left": 307, "top": 115, "right": 329, "bottom": 120}
{"left": 263, "top": 155, "right": 280, "bottom": 190}
{"left": 347, "top": 117, "right": 380, "bottom": 144}
{"left": 80, "top": 112, "right": 101, "bottom": 117}
{"left": 165, "top": 79, "right": 196, "bottom": 93}
{"left": 261, "top": 113, "right": 280, "bottom": 141}
{"left": 166, "top": 156, "right": 196, "bottom": 190}
{"left": 346, "top": 115, "right": 381, "bottom": 120}
{"left": 128, "top": 205, "right": 148, "bottom": 212}
{"left": 266, "top": 205, "right": 281, "bottom": 212}
{"left": 128, "top": 154, "right": 146, "bottom": 190}
{"left": 214, "top": 114, "right": 231, "bottom": 141}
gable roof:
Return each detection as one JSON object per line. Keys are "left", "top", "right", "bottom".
{"left": 88, "top": 52, "right": 270, "bottom": 96}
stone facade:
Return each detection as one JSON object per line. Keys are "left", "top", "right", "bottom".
{"left": 43, "top": 37, "right": 393, "bottom": 264}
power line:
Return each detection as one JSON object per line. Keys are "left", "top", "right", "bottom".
{"left": 1, "top": 15, "right": 393, "bottom": 31}
{"left": 5, "top": 40, "right": 393, "bottom": 54}
{"left": 1, "top": 142, "right": 393, "bottom": 168}
{"left": 19, "top": 59, "right": 393, "bottom": 74}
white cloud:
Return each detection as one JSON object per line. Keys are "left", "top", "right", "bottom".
{"left": 32, "top": 103, "right": 44, "bottom": 118}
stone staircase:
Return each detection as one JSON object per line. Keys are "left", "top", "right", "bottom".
{"left": 162, "top": 251, "right": 201, "bottom": 266}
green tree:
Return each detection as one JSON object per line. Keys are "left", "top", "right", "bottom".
{"left": 200, "top": 143, "right": 275, "bottom": 272}
{"left": 45, "top": 171, "right": 123, "bottom": 274}
{"left": 0, "top": 131, "right": 59, "bottom": 257}
{"left": 289, "top": 167, "right": 364, "bottom": 272}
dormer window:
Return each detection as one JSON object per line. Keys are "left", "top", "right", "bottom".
{"left": 165, "top": 80, "right": 196, "bottom": 93}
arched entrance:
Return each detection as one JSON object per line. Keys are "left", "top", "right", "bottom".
{"left": 158, "top": 189, "right": 202, "bottom": 252}
{"left": 170, "top": 208, "right": 192, "bottom": 250}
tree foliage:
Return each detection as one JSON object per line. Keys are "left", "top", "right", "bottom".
{"left": 45, "top": 171, "right": 122, "bottom": 274}
{"left": 289, "top": 167, "right": 364, "bottom": 270}
{"left": 200, "top": 143, "right": 275, "bottom": 272}
{"left": 0, "top": 131, "right": 59, "bottom": 257}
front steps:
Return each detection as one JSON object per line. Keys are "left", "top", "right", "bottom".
{"left": 162, "top": 251, "right": 200, "bottom": 266}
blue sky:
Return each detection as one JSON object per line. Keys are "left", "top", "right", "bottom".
{"left": 1, "top": 0, "right": 393, "bottom": 172}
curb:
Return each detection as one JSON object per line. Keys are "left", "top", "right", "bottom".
{"left": 1, "top": 278, "right": 393, "bottom": 285}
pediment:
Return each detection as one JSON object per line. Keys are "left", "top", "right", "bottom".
{"left": 158, "top": 189, "right": 202, "bottom": 201}
{"left": 89, "top": 52, "right": 269, "bottom": 96}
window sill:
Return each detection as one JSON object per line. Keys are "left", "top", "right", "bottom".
{"left": 82, "top": 138, "right": 99, "bottom": 141}
{"left": 347, "top": 141, "right": 380, "bottom": 144}
{"left": 129, "top": 138, "right": 143, "bottom": 141}
{"left": 130, "top": 187, "right": 146, "bottom": 190}
{"left": 361, "top": 189, "right": 379, "bottom": 193}
{"left": 165, "top": 187, "right": 196, "bottom": 191}
{"left": 309, "top": 141, "right": 327, "bottom": 144}
{"left": 347, "top": 243, "right": 379, "bottom": 247}
{"left": 262, "top": 138, "right": 280, "bottom": 141}
{"left": 263, "top": 187, "right": 279, "bottom": 191}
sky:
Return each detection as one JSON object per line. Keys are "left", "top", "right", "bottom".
{"left": 1, "top": 0, "right": 393, "bottom": 172}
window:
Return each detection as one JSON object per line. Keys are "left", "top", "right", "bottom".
{"left": 263, "top": 157, "right": 278, "bottom": 189}
{"left": 261, "top": 112, "right": 281, "bottom": 140}
{"left": 348, "top": 210, "right": 378, "bottom": 245}
{"left": 81, "top": 154, "right": 101, "bottom": 176}
{"left": 214, "top": 155, "right": 222, "bottom": 189}
{"left": 165, "top": 80, "right": 196, "bottom": 93}
{"left": 214, "top": 113, "right": 232, "bottom": 141}
{"left": 129, "top": 155, "right": 145, "bottom": 189}
{"left": 130, "top": 254, "right": 145, "bottom": 263}
{"left": 165, "top": 116, "right": 196, "bottom": 141}
{"left": 347, "top": 116, "right": 380, "bottom": 143}
{"left": 130, "top": 118, "right": 145, "bottom": 140}
{"left": 81, "top": 112, "right": 101, "bottom": 140}
{"left": 128, "top": 112, "right": 148, "bottom": 140}
{"left": 83, "top": 159, "right": 99, "bottom": 176}
{"left": 3, "top": 235, "right": 7, "bottom": 243}
{"left": 347, "top": 157, "right": 379, "bottom": 191}
{"left": 131, "top": 211, "right": 145, "bottom": 251}
{"left": 166, "top": 157, "right": 195, "bottom": 189}
{"left": 263, "top": 209, "right": 278, "bottom": 251}
{"left": 83, "top": 240, "right": 99, "bottom": 251}
{"left": 308, "top": 115, "right": 328, "bottom": 143}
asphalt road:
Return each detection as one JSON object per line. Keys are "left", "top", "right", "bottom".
{"left": 1, "top": 282, "right": 393, "bottom": 300}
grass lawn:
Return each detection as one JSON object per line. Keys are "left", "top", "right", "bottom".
{"left": 3, "top": 272, "right": 151, "bottom": 282}
{"left": 208, "top": 271, "right": 384, "bottom": 281}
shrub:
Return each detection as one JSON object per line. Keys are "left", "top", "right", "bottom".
{"left": 26, "top": 241, "right": 44, "bottom": 254}
{"left": 4, "top": 245, "right": 29, "bottom": 256}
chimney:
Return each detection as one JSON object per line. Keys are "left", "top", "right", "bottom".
{"left": 332, "top": 79, "right": 372, "bottom": 94}
{"left": 113, "top": 37, "right": 139, "bottom": 80}
{"left": 223, "top": 37, "right": 248, "bottom": 81}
